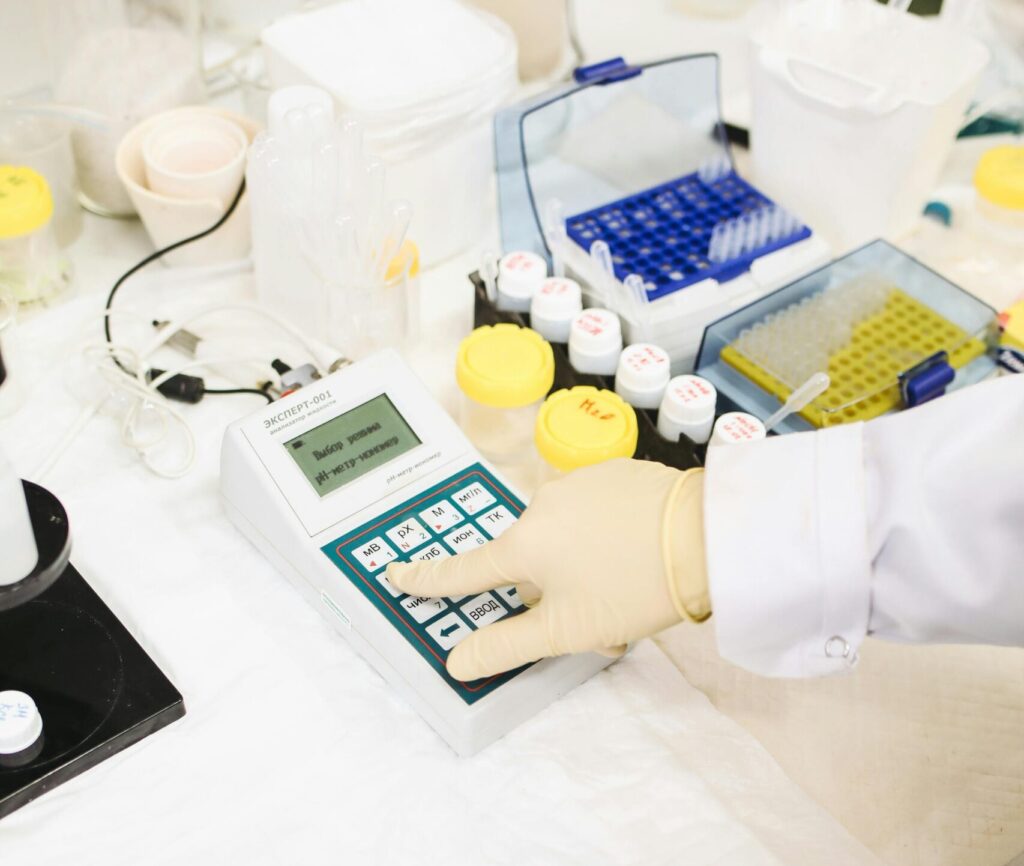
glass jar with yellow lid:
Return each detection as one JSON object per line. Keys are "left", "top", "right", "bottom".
{"left": 534, "top": 385, "right": 639, "bottom": 485}
{"left": 456, "top": 324, "right": 555, "bottom": 472}
{"left": 968, "top": 145, "right": 1024, "bottom": 309}
{"left": 0, "top": 166, "right": 71, "bottom": 305}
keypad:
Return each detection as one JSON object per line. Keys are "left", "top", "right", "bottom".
{"left": 322, "top": 464, "right": 528, "bottom": 705}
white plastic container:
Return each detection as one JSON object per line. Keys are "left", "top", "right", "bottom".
{"left": 530, "top": 276, "right": 583, "bottom": 342}
{"left": 0, "top": 447, "right": 37, "bottom": 587}
{"left": 750, "top": 1, "right": 989, "bottom": 251}
{"left": 568, "top": 308, "right": 623, "bottom": 376}
{"left": 658, "top": 375, "right": 717, "bottom": 444}
{"left": 498, "top": 250, "right": 547, "bottom": 312}
{"left": 709, "top": 412, "right": 766, "bottom": 447}
{"left": 262, "top": 0, "right": 517, "bottom": 266}
{"left": 615, "top": 343, "right": 671, "bottom": 410}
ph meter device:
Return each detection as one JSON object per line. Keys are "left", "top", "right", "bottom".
{"left": 220, "top": 350, "right": 610, "bottom": 755}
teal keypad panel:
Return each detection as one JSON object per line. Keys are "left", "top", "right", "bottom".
{"left": 321, "top": 463, "right": 529, "bottom": 705}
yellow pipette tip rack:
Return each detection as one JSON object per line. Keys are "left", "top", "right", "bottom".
{"left": 721, "top": 287, "right": 988, "bottom": 428}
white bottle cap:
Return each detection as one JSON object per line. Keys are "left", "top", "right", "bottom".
{"left": 615, "top": 343, "right": 671, "bottom": 409}
{"left": 568, "top": 308, "right": 623, "bottom": 375}
{"left": 658, "top": 375, "right": 718, "bottom": 444}
{"left": 0, "top": 690, "right": 42, "bottom": 755}
{"left": 267, "top": 85, "right": 334, "bottom": 136}
{"left": 497, "top": 251, "right": 547, "bottom": 312}
{"left": 530, "top": 277, "right": 583, "bottom": 343}
{"left": 709, "top": 411, "right": 767, "bottom": 446}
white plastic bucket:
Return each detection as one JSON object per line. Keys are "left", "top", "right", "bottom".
{"left": 262, "top": 0, "right": 517, "bottom": 266}
{"left": 750, "top": 1, "right": 989, "bottom": 251}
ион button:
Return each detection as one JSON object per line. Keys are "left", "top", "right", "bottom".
{"left": 460, "top": 593, "right": 507, "bottom": 628}
{"left": 350, "top": 537, "right": 398, "bottom": 572}
{"left": 401, "top": 595, "right": 448, "bottom": 624}
{"left": 418, "top": 500, "right": 464, "bottom": 533}
{"left": 386, "top": 518, "right": 431, "bottom": 553}
{"left": 478, "top": 505, "right": 515, "bottom": 539}
{"left": 443, "top": 524, "right": 487, "bottom": 554}
{"left": 426, "top": 613, "right": 472, "bottom": 651}
{"left": 452, "top": 482, "right": 496, "bottom": 515}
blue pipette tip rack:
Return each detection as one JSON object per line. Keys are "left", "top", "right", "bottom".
{"left": 565, "top": 170, "right": 811, "bottom": 302}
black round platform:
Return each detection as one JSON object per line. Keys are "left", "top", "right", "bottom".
{"left": 0, "top": 481, "right": 71, "bottom": 613}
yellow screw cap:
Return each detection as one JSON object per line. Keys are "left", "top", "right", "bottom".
{"left": 535, "top": 386, "right": 638, "bottom": 472}
{"left": 974, "top": 146, "right": 1024, "bottom": 211}
{"left": 0, "top": 166, "right": 53, "bottom": 240}
{"left": 457, "top": 324, "right": 554, "bottom": 408}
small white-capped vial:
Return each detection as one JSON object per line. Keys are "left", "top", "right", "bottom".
{"left": 658, "top": 375, "right": 717, "bottom": 444}
{"left": 709, "top": 412, "right": 767, "bottom": 446}
{"left": 0, "top": 690, "right": 42, "bottom": 755}
{"left": 568, "top": 308, "right": 622, "bottom": 376}
{"left": 615, "top": 343, "right": 671, "bottom": 409}
{"left": 497, "top": 250, "right": 547, "bottom": 312}
{"left": 530, "top": 277, "right": 583, "bottom": 343}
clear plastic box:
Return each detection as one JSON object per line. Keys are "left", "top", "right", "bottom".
{"left": 694, "top": 240, "right": 999, "bottom": 434}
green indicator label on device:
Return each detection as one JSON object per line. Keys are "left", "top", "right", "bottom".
{"left": 284, "top": 394, "right": 420, "bottom": 497}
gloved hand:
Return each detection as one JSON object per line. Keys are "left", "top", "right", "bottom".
{"left": 387, "top": 459, "right": 710, "bottom": 681}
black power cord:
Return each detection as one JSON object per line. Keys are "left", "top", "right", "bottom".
{"left": 102, "top": 178, "right": 273, "bottom": 404}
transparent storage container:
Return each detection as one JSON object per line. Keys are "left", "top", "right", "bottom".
{"left": 694, "top": 239, "right": 999, "bottom": 434}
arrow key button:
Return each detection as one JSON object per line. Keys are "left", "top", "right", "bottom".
{"left": 425, "top": 613, "right": 472, "bottom": 652}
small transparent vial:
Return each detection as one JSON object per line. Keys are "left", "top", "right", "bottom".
{"left": 497, "top": 250, "right": 547, "bottom": 312}
{"left": 615, "top": 343, "right": 671, "bottom": 409}
{"left": 568, "top": 308, "right": 623, "bottom": 375}
{"left": 658, "top": 375, "right": 717, "bottom": 444}
{"left": 530, "top": 276, "right": 583, "bottom": 343}
{"left": 457, "top": 324, "right": 554, "bottom": 470}
{"left": 709, "top": 412, "right": 767, "bottom": 446}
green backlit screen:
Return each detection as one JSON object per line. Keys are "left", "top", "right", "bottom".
{"left": 284, "top": 394, "right": 421, "bottom": 497}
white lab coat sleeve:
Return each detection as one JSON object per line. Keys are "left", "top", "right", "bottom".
{"left": 702, "top": 374, "right": 1024, "bottom": 678}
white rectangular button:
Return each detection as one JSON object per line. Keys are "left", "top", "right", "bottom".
{"left": 443, "top": 524, "right": 487, "bottom": 554}
{"left": 418, "top": 500, "right": 463, "bottom": 534}
{"left": 350, "top": 537, "right": 398, "bottom": 572}
{"left": 411, "top": 542, "right": 451, "bottom": 563}
{"left": 375, "top": 572, "right": 404, "bottom": 598}
{"left": 425, "top": 613, "right": 472, "bottom": 651}
{"left": 452, "top": 482, "right": 496, "bottom": 515}
{"left": 478, "top": 506, "right": 515, "bottom": 539}
{"left": 400, "top": 595, "right": 448, "bottom": 624}
{"left": 460, "top": 593, "right": 507, "bottom": 628}
{"left": 495, "top": 585, "right": 524, "bottom": 610}
{"left": 386, "top": 518, "right": 431, "bottom": 553}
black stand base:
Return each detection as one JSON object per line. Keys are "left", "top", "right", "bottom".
{"left": 0, "top": 484, "right": 185, "bottom": 820}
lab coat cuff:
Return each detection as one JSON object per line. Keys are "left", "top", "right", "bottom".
{"left": 703, "top": 423, "right": 871, "bottom": 678}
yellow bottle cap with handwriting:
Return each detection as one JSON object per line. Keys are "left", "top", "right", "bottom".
{"left": 0, "top": 166, "right": 53, "bottom": 239}
{"left": 974, "top": 146, "right": 1024, "bottom": 211}
{"left": 535, "top": 386, "right": 638, "bottom": 472}
{"left": 457, "top": 324, "right": 554, "bottom": 408}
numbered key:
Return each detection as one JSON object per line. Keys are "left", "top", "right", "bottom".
{"left": 350, "top": 537, "right": 398, "bottom": 572}
{"left": 386, "top": 518, "right": 431, "bottom": 553}
{"left": 452, "top": 482, "right": 496, "bottom": 516}
{"left": 443, "top": 524, "right": 487, "bottom": 554}
{"left": 418, "top": 500, "right": 464, "bottom": 533}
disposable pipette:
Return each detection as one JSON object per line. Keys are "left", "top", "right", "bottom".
{"left": 763, "top": 371, "right": 831, "bottom": 431}
{"left": 544, "top": 199, "right": 567, "bottom": 278}
{"left": 480, "top": 252, "right": 498, "bottom": 302}
{"left": 590, "top": 240, "right": 616, "bottom": 306}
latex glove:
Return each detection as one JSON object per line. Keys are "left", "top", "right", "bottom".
{"left": 387, "top": 459, "right": 710, "bottom": 681}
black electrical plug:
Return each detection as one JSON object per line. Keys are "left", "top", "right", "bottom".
{"left": 146, "top": 368, "right": 206, "bottom": 404}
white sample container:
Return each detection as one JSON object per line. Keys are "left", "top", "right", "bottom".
{"left": 658, "top": 375, "right": 717, "bottom": 444}
{"left": 750, "top": 0, "right": 989, "bottom": 250}
{"left": 710, "top": 412, "right": 766, "bottom": 447}
{"left": 262, "top": 0, "right": 517, "bottom": 266}
{"left": 498, "top": 250, "right": 547, "bottom": 312}
{"left": 615, "top": 343, "right": 671, "bottom": 410}
{"left": 456, "top": 324, "right": 554, "bottom": 469}
{"left": 530, "top": 276, "right": 583, "bottom": 342}
{"left": 568, "top": 308, "right": 623, "bottom": 375}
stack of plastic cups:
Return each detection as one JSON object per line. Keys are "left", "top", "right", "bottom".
{"left": 614, "top": 343, "right": 671, "bottom": 409}
{"left": 657, "top": 375, "right": 717, "bottom": 444}
{"left": 568, "top": 308, "right": 623, "bottom": 375}
{"left": 530, "top": 276, "right": 583, "bottom": 343}
{"left": 534, "top": 386, "right": 638, "bottom": 485}
{"left": 456, "top": 324, "right": 554, "bottom": 487}
{"left": 497, "top": 250, "right": 547, "bottom": 312}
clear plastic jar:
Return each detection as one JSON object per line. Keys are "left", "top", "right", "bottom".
{"left": 0, "top": 166, "right": 71, "bottom": 305}
{"left": 457, "top": 324, "right": 554, "bottom": 471}
{"left": 534, "top": 386, "right": 638, "bottom": 485}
